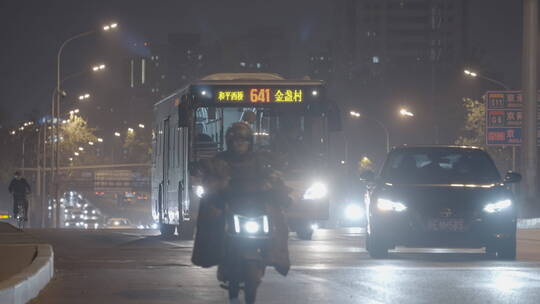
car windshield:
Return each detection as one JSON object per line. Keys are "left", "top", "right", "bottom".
{"left": 381, "top": 148, "right": 501, "bottom": 184}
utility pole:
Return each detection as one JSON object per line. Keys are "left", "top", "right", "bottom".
{"left": 522, "top": 0, "right": 538, "bottom": 199}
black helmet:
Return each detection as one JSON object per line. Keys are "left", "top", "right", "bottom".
{"left": 225, "top": 122, "right": 253, "bottom": 151}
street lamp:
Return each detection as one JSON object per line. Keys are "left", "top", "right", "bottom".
{"left": 50, "top": 22, "right": 119, "bottom": 228}
{"left": 103, "top": 22, "right": 118, "bottom": 31}
{"left": 399, "top": 108, "right": 414, "bottom": 117}
{"left": 349, "top": 110, "right": 390, "bottom": 153}
{"left": 97, "top": 138, "right": 104, "bottom": 143}
{"left": 127, "top": 128, "right": 134, "bottom": 134}
{"left": 78, "top": 93, "right": 91, "bottom": 100}
{"left": 138, "top": 124, "right": 145, "bottom": 129}
{"left": 463, "top": 68, "right": 510, "bottom": 90}
{"left": 114, "top": 132, "right": 121, "bottom": 137}
{"left": 92, "top": 64, "right": 106, "bottom": 72}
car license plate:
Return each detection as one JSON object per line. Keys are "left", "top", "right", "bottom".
{"left": 427, "top": 219, "right": 466, "bottom": 232}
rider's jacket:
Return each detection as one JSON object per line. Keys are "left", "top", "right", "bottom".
{"left": 192, "top": 151, "right": 291, "bottom": 276}
{"left": 8, "top": 178, "right": 31, "bottom": 199}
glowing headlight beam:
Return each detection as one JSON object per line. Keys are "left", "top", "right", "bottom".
{"left": 377, "top": 198, "right": 407, "bottom": 212}
{"left": 244, "top": 221, "right": 260, "bottom": 234}
{"left": 303, "top": 182, "right": 328, "bottom": 200}
{"left": 484, "top": 199, "right": 512, "bottom": 213}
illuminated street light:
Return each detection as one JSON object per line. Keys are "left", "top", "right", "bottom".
{"left": 349, "top": 111, "right": 361, "bottom": 118}
{"left": 114, "top": 132, "right": 121, "bottom": 137}
{"left": 74, "top": 109, "right": 80, "bottom": 114}
{"left": 74, "top": 152, "right": 79, "bottom": 156}
{"left": 78, "top": 93, "right": 91, "bottom": 100}
{"left": 88, "top": 141, "right": 94, "bottom": 146}
{"left": 10, "top": 130, "right": 16, "bottom": 135}
{"left": 92, "top": 64, "right": 106, "bottom": 72}
{"left": 97, "top": 138, "right": 104, "bottom": 143}
{"left": 464, "top": 69, "right": 478, "bottom": 77}
{"left": 78, "top": 147, "right": 84, "bottom": 151}
{"left": 69, "top": 157, "right": 73, "bottom": 161}
{"left": 399, "top": 108, "right": 414, "bottom": 117}
{"left": 463, "top": 68, "right": 509, "bottom": 90}
{"left": 103, "top": 22, "right": 119, "bottom": 31}
{"left": 138, "top": 124, "right": 145, "bottom": 129}
{"left": 127, "top": 128, "right": 134, "bottom": 133}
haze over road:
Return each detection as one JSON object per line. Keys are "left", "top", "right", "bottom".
{"left": 17, "top": 228, "right": 540, "bottom": 303}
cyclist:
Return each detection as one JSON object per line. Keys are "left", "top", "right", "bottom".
{"left": 8, "top": 171, "right": 31, "bottom": 221}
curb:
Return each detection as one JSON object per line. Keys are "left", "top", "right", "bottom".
{"left": 0, "top": 244, "right": 54, "bottom": 304}
{"left": 518, "top": 218, "right": 540, "bottom": 229}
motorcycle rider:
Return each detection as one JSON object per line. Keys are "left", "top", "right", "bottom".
{"left": 8, "top": 171, "right": 31, "bottom": 221}
{"left": 192, "top": 122, "right": 291, "bottom": 302}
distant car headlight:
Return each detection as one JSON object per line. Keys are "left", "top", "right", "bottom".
{"left": 303, "top": 182, "right": 328, "bottom": 200}
{"left": 244, "top": 221, "right": 260, "bottom": 234}
{"left": 195, "top": 185, "right": 205, "bottom": 198}
{"left": 484, "top": 199, "right": 512, "bottom": 213}
{"left": 345, "top": 204, "right": 364, "bottom": 220}
{"left": 377, "top": 198, "right": 407, "bottom": 212}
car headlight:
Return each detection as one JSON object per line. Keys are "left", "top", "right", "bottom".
{"left": 303, "top": 182, "right": 328, "bottom": 200}
{"left": 244, "top": 221, "right": 260, "bottom": 234}
{"left": 195, "top": 185, "right": 205, "bottom": 198}
{"left": 345, "top": 204, "right": 364, "bottom": 220}
{"left": 377, "top": 198, "right": 407, "bottom": 212}
{"left": 484, "top": 199, "right": 512, "bottom": 213}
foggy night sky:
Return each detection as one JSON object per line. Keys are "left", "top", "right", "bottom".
{"left": 0, "top": 1, "right": 523, "bottom": 125}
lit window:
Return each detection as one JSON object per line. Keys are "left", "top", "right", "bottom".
{"left": 240, "top": 62, "right": 246, "bottom": 67}
{"left": 372, "top": 56, "right": 380, "bottom": 63}
{"left": 256, "top": 63, "right": 261, "bottom": 69}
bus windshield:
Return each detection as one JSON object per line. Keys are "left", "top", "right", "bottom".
{"left": 194, "top": 107, "right": 326, "bottom": 171}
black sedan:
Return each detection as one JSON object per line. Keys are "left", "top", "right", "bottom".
{"left": 361, "top": 146, "right": 521, "bottom": 259}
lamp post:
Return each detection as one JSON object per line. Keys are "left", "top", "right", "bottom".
{"left": 463, "top": 69, "right": 517, "bottom": 172}
{"left": 51, "top": 23, "right": 118, "bottom": 228}
{"left": 464, "top": 69, "right": 511, "bottom": 90}
{"left": 350, "top": 110, "right": 391, "bottom": 153}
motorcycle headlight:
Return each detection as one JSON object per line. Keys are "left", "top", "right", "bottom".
{"left": 377, "top": 198, "right": 407, "bottom": 212}
{"left": 195, "top": 185, "right": 205, "bottom": 198}
{"left": 345, "top": 204, "right": 364, "bottom": 220}
{"left": 484, "top": 199, "right": 512, "bottom": 213}
{"left": 303, "top": 182, "right": 328, "bottom": 200}
{"left": 244, "top": 221, "right": 260, "bottom": 234}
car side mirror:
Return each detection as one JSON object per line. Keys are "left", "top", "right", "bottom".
{"left": 504, "top": 171, "right": 522, "bottom": 184}
{"left": 359, "top": 170, "right": 376, "bottom": 182}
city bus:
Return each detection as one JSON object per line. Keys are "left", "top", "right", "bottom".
{"left": 152, "top": 73, "right": 341, "bottom": 240}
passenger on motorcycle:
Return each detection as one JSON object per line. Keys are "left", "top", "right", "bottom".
{"left": 192, "top": 122, "right": 291, "bottom": 303}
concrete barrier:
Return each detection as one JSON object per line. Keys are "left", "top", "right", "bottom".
{"left": 0, "top": 244, "right": 54, "bottom": 304}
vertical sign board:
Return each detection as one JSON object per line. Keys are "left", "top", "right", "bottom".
{"left": 485, "top": 91, "right": 540, "bottom": 146}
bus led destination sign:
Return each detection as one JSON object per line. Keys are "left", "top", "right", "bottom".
{"left": 216, "top": 88, "right": 304, "bottom": 104}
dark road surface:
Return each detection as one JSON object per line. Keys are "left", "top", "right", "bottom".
{"left": 24, "top": 228, "right": 540, "bottom": 304}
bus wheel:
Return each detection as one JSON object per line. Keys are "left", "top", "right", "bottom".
{"left": 178, "top": 220, "right": 195, "bottom": 240}
{"left": 160, "top": 223, "right": 176, "bottom": 238}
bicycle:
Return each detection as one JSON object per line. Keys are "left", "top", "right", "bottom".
{"left": 15, "top": 201, "right": 27, "bottom": 229}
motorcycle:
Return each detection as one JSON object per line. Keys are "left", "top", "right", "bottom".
{"left": 220, "top": 193, "right": 272, "bottom": 304}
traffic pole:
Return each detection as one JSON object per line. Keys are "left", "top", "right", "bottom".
{"left": 522, "top": 0, "right": 538, "bottom": 200}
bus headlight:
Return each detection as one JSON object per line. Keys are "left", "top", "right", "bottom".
{"left": 377, "top": 198, "right": 407, "bottom": 212}
{"left": 484, "top": 199, "right": 512, "bottom": 213}
{"left": 303, "top": 182, "right": 328, "bottom": 200}
{"left": 195, "top": 185, "right": 205, "bottom": 198}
